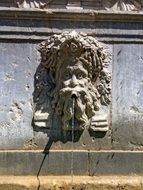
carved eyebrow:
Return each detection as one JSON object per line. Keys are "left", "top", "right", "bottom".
{"left": 65, "top": 66, "right": 88, "bottom": 75}
{"left": 74, "top": 67, "right": 88, "bottom": 75}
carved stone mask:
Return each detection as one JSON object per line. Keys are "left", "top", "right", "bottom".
{"left": 34, "top": 31, "right": 111, "bottom": 131}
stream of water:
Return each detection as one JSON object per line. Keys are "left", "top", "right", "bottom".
{"left": 71, "top": 97, "right": 75, "bottom": 183}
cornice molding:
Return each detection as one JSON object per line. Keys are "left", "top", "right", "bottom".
{"left": 0, "top": 8, "right": 143, "bottom": 22}
{"left": 0, "top": 8, "right": 143, "bottom": 42}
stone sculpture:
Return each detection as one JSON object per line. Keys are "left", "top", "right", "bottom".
{"left": 2, "top": 0, "right": 141, "bottom": 11}
{"left": 34, "top": 31, "right": 111, "bottom": 132}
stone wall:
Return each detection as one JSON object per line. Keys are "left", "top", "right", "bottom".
{"left": 0, "top": 4, "right": 143, "bottom": 175}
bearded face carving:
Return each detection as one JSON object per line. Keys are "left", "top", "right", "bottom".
{"left": 34, "top": 31, "right": 111, "bottom": 132}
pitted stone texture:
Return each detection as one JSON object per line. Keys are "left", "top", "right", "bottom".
{"left": 112, "top": 44, "right": 143, "bottom": 150}
{"left": 0, "top": 43, "right": 39, "bottom": 149}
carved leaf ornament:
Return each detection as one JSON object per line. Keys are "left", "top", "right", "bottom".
{"left": 15, "top": 0, "right": 142, "bottom": 11}
{"left": 105, "top": 0, "right": 142, "bottom": 11}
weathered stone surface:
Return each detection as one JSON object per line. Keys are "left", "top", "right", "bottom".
{"left": 89, "top": 151, "right": 143, "bottom": 175}
{"left": 0, "top": 43, "right": 39, "bottom": 149}
{"left": 0, "top": 41, "right": 111, "bottom": 150}
{"left": 112, "top": 44, "right": 143, "bottom": 150}
{"left": 33, "top": 127, "right": 112, "bottom": 150}
{"left": 0, "top": 9, "right": 143, "bottom": 42}
{"left": 0, "top": 9, "right": 143, "bottom": 152}
{"left": 1, "top": 151, "right": 143, "bottom": 176}
{"left": 0, "top": 6, "right": 143, "bottom": 177}
{"left": 0, "top": 176, "right": 143, "bottom": 190}
{"left": 0, "top": 151, "right": 88, "bottom": 175}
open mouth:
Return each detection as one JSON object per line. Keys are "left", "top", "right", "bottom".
{"left": 71, "top": 92, "right": 78, "bottom": 99}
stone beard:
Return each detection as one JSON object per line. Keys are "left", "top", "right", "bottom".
{"left": 34, "top": 31, "right": 111, "bottom": 131}
{"left": 52, "top": 50, "right": 101, "bottom": 130}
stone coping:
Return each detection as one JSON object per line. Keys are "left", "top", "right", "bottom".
{"left": 0, "top": 176, "right": 143, "bottom": 190}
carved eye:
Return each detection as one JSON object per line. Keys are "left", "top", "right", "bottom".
{"left": 77, "top": 73, "right": 83, "bottom": 79}
{"left": 70, "top": 42, "right": 78, "bottom": 52}
{"left": 65, "top": 73, "right": 70, "bottom": 80}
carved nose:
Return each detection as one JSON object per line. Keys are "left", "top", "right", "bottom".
{"left": 71, "top": 75, "right": 78, "bottom": 87}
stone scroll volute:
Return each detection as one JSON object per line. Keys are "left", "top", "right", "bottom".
{"left": 33, "top": 31, "right": 111, "bottom": 132}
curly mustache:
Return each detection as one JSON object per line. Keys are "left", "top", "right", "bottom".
{"left": 54, "top": 86, "right": 99, "bottom": 129}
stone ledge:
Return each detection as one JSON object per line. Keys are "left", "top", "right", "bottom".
{"left": 1, "top": 151, "right": 143, "bottom": 176}
{"left": 0, "top": 8, "right": 142, "bottom": 42}
{"left": 0, "top": 8, "right": 143, "bottom": 22}
{"left": 0, "top": 176, "right": 143, "bottom": 190}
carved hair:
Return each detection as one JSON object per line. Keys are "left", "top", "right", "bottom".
{"left": 39, "top": 31, "right": 107, "bottom": 83}
{"left": 38, "top": 31, "right": 111, "bottom": 106}
{"left": 34, "top": 31, "right": 111, "bottom": 130}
